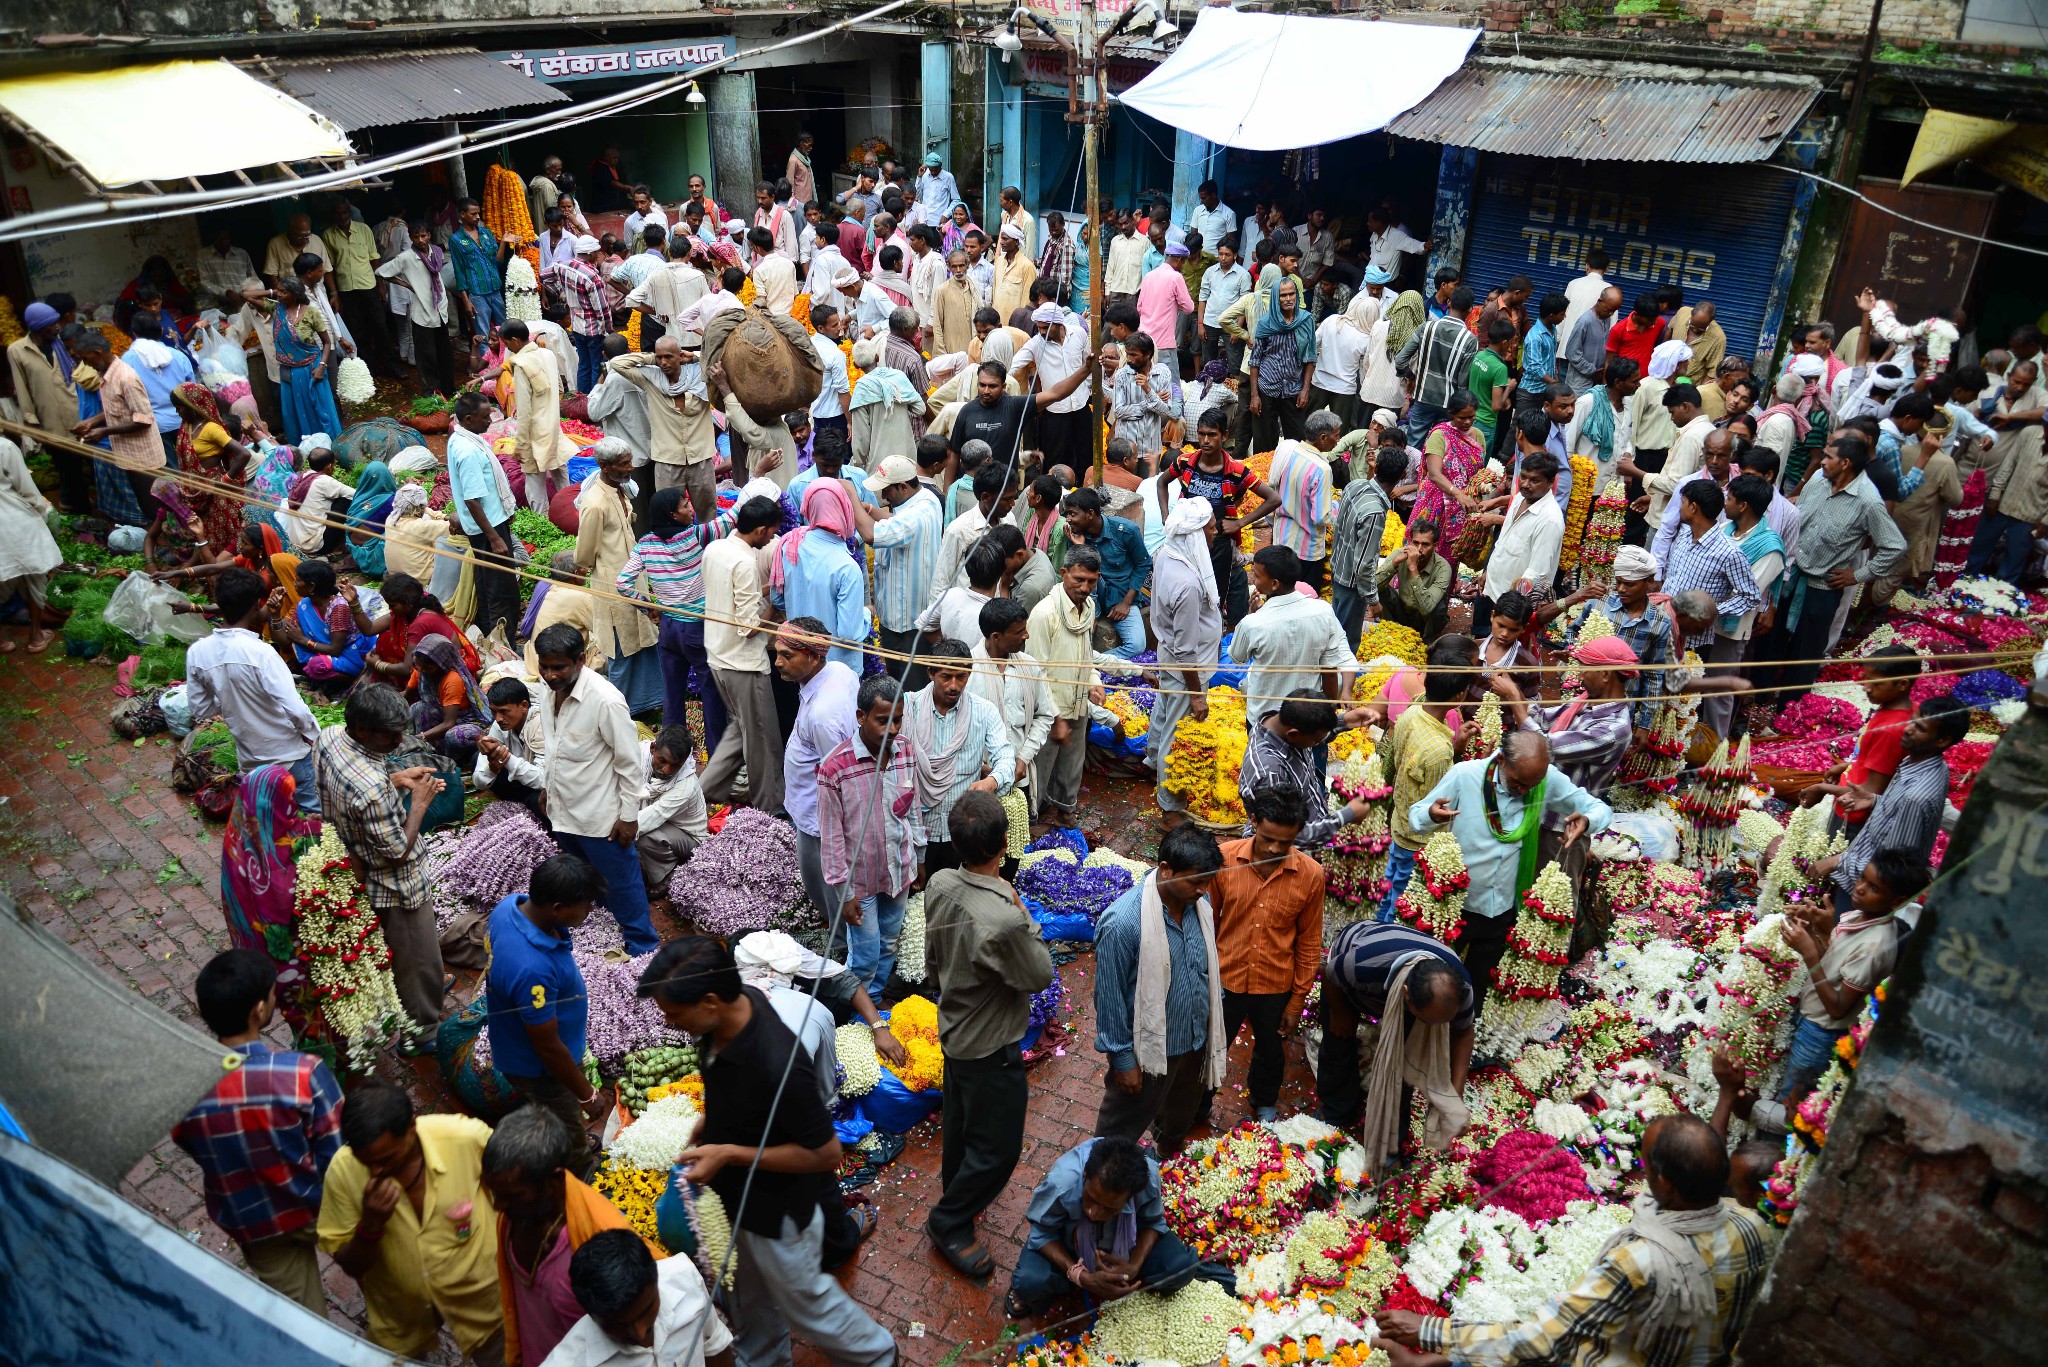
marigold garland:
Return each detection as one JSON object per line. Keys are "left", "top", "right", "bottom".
{"left": 1556, "top": 454, "right": 1599, "bottom": 572}
{"left": 480, "top": 163, "right": 540, "bottom": 276}
{"left": 881, "top": 993, "right": 945, "bottom": 1092}
{"left": 1163, "top": 685, "right": 1251, "bottom": 826}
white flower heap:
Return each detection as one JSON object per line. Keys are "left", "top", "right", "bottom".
{"left": 293, "top": 828, "right": 405, "bottom": 1071}
{"left": 834, "top": 1022, "right": 883, "bottom": 1096}
{"left": 608, "top": 1091, "right": 702, "bottom": 1171}
{"left": 1087, "top": 1276, "right": 1243, "bottom": 1366}
{"left": 893, "top": 892, "right": 927, "bottom": 984}
{"left": 1476, "top": 862, "right": 1576, "bottom": 1058}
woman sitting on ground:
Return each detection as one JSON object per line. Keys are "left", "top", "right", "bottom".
{"left": 409, "top": 632, "right": 489, "bottom": 767}
{"left": 272, "top": 557, "right": 379, "bottom": 691}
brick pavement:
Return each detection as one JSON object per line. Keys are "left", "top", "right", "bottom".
{"left": 0, "top": 648, "right": 1315, "bottom": 1365}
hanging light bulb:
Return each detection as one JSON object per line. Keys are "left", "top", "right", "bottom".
{"left": 685, "top": 80, "right": 706, "bottom": 104}
{"left": 994, "top": 9, "right": 1024, "bottom": 55}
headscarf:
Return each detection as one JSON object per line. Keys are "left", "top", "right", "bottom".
{"left": 412, "top": 632, "right": 486, "bottom": 716}
{"left": 1385, "top": 290, "right": 1427, "bottom": 356}
{"left": 648, "top": 486, "right": 694, "bottom": 540}
{"left": 980, "top": 326, "right": 1017, "bottom": 372}
{"left": 172, "top": 382, "right": 225, "bottom": 468}
{"left": 1160, "top": 496, "right": 1219, "bottom": 610}
{"left": 1581, "top": 383, "right": 1619, "bottom": 464}
{"left": 150, "top": 477, "right": 203, "bottom": 532}
{"left": 1341, "top": 292, "right": 1381, "bottom": 336}
{"left": 1648, "top": 339, "right": 1694, "bottom": 381}
{"left": 1253, "top": 270, "right": 1316, "bottom": 365}
{"left": 1759, "top": 370, "right": 1813, "bottom": 441}
{"left": 390, "top": 482, "right": 431, "bottom": 519}
{"left": 770, "top": 478, "right": 858, "bottom": 592}
{"left": 347, "top": 461, "right": 397, "bottom": 531}
{"left": 1197, "top": 358, "right": 1228, "bottom": 385}
{"left": 72, "top": 360, "right": 102, "bottom": 393}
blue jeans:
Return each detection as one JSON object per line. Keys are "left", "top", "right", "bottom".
{"left": 1379, "top": 842, "right": 1417, "bottom": 921}
{"left": 572, "top": 331, "right": 605, "bottom": 393}
{"left": 286, "top": 754, "right": 322, "bottom": 815}
{"left": 1966, "top": 509, "right": 2035, "bottom": 583}
{"left": 1777, "top": 1015, "right": 1845, "bottom": 1102}
{"left": 555, "top": 830, "right": 660, "bottom": 953}
{"left": 831, "top": 892, "right": 909, "bottom": 997}
{"left": 1008, "top": 1229, "right": 1233, "bottom": 1313}
{"left": 1330, "top": 580, "right": 1369, "bottom": 651}
{"left": 1406, "top": 401, "right": 1447, "bottom": 448}
{"left": 1102, "top": 603, "right": 1147, "bottom": 658}
{"left": 467, "top": 289, "right": 506, "bottom": 338}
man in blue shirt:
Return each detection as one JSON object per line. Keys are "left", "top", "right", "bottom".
{"left": 1052, "top": 486, "right": 1152, "bottom": 657}
{"left": 446, "top": 391, "right": 519, "bottom": 637}
{"left": 1408, "top": 731, "right": 1611, "bottom": 1014}
{"left": 448, "top": 195, "right": 514, "bottom": 345}
{"left": 913, "top": 154, "right": 959, "bottom": 229}
{"left": 1518, "top": 292, "right": 1568, "bottom": 412}
{"left": 487, "top": 853, "right": 610, "bottom": 1179}
{"left": 1005, "top": 1135, "right": 1235, "bottom": 1318}
{"left": 1093, "top": 824, "right": 1225, "bottom": 1154}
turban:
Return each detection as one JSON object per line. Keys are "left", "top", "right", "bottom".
{"left": 1572, "top": 635, "right": 1642, "bottom": 676}
{"left": 1031, "top": 302, "right": 1064, "bottom": 325}
{"left": 23, "top": 302, "right": 58, "bottom": 330}
{"left": 1612, "top": 544, "right": 1659, "bottom": 581}
{"left": 1648, "top": 339, "right": 1694, "bottom": 380}
{"left": 1362, "top": 263, "right": 1393, "bottom": 286}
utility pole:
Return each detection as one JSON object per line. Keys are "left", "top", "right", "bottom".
{"left": 1078, "top": 2, "right": 1106, "bottom": 488}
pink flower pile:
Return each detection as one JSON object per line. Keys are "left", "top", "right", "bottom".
{"left": 1947, "top": 741, "right": 1997, "bottom": 808}
{"left": 1769, "top": 695, "right": 1863, "bottom": 742}
{"left": 1470, "top": 1130, "right": 1591, "bottom": 1224}
{"left": 1750, "top": 736, "right": 1853, "bottom": 771}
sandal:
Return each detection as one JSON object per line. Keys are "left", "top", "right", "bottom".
{"left": 25, "top": 629, "right": 53, "bottom": 653}
{"left": 927, "top": 1223, "right": 996, "bottom": 1280}
{"left": 848, "top": 1203, "right": 880, "bottom": 1245}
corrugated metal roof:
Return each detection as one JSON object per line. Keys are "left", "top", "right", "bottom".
{"left": 1385, "top": 60, "right": 1821, "bottom": 164}
{"left": 247, "top": 47, "right": 566, "bottom": 132}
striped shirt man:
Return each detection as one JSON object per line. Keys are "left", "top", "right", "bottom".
{"left": 1416, "top": 1199, "right": 1775, "bottom": 1367}
{"left": 1834, "top": 750, "right": 1949, "bottom": 893}
{"left": 1658, "top": 518, "right": 1762, "bottom": 649}
{"left": 1325, "top": 921, "right": 1475, "bottom": 1031}
{"left": 1522, "top": 698, "right": 1633, "bottom": 796}
{"left": 1395, "top": 314, "right": 1479, "bottom": 411}
{"left": 618, "top": 517, "right": 737, "bottom": 612}
{"left": 1267, "top": 440, "right": 1335, "bottom": 565}
{"left": 816, "top": 732, "right": 925, "bottom": 900}
{"left": 870, "top": 485, "right": 945, "bottom": 633}
{"left": 314, "top": 724, "right": 429, "bottom": 907}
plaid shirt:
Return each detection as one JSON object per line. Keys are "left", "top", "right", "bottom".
{"left": 1573, "top": 595, "right": 1676, "bottom": 730}
{"left": 1397, "top": 315, "right": 1479, "bottom": 410}
{"left": 1331, "top": 478, "right": 1393, "bottom": 592}
{"left": 542, "top": 258, "right": 612, "bottom": 337}
{"left": 1417, "top": 1200, "right": 1775, "bottom": 1367}
{"left": 171, "top": 1041, "right": 343, "bottom": 1245}
{"left": 1659, "top": 522, "right": 1762, "bottom": 648}
{"left": 1038, "top": 231, "right": 1076, "bottom": 302}
{"left": 315, "top": 724, "right": 430, "bottom": 907}
{"left": 816, "top": 735, "right": 925, "bottom": 900}
{"left": 1240, "top": 724, "right": 1349, "bottom": 849}
{"left": 1836, "top": 750, "right": 1949, "bottom": 891}
{"left": 1524, "top": 699, "right": 1633, "bottom": 796}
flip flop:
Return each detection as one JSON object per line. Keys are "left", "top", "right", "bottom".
{"left": 25, "top": 630, "right": 54, "bottom": 653}
{"left": 927, "top": 1224, "right": 996, "bottom": 1280}
{"left": 848, "top": 1203, "right": 880, "bottom": 1245}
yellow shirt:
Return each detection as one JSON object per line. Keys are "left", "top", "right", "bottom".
{"left": 1382, "top": 703, "right": 1455, "bottom": 852}
{"left": 316, "top": 1114, "right": 503, "bottom": 1355}
{"left": 190, "top": 421, "right": 230, "bottom": 463}
{"left": 322, "top": 220, "right": 379, "bottom": 293}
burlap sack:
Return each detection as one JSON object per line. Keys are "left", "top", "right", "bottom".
{"left": 705, "top": 303, "right": 823, "bottom": 422}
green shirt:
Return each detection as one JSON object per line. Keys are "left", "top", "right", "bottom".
{"left": 1468, "top": 349, "right": 1511, "bottom": 436}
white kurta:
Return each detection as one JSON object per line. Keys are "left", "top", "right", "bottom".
{"left": 0, "top": 437, "right": 61, "bottom": 582}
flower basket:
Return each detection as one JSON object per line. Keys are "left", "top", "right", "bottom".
{"left": 1752, "top": 762, "right": 1828, "bottom": 798}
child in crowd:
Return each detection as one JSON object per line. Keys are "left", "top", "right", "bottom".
{"left": 1796, "top": 643, "right": 1919, "bottom": 835}
{"left": 637, "top": 723, "right": 709, "bottom": 900}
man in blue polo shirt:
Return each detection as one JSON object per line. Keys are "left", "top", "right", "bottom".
{"left": 486, "top": 853, "right": 610, "bottom": 1179}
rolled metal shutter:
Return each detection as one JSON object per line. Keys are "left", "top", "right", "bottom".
{"left": 1459, "top": 153, "right": 1799, "bottom": 364}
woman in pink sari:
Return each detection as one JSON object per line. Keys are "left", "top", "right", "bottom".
{"left": 1411, "top": 388, "right": 1485, "bottom": 553}
{"left": 220, "top": 764, "right": 322, "bottom": 1033}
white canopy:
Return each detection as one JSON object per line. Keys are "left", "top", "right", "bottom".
{"left": 1119, "top": 8, "right": 1480, "bottom": 152}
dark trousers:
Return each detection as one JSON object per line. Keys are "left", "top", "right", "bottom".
{"left": 1009, "top": 1229, "right": 1233, "bottom": 1313}
{"left": 1296, "top": 556, "right": 1326, "bottom": 593}
{"left": 1455, "top": 911, "right": 1515, "bottom": 1019}
{"left": 126, "top": 468, "right": 164, "bottom": 528}
{"left": 819, "top": 1190, "right": 865, "bottom": 1272}
{"left": 1753, "top": 582, "right": 1845, "bottom": 700}
{"left": 1222, "top": 990, "right": 1290, "bottom": 1111}
{"left": 504, "top": 1071, "right": 597, "bottom": 1180}
{"left": 923, "top": 839, "right": 960, "bottom": 876}
{"left": 471, "top": 518, "right": 520, "bottom": 641}
{"left": 49, "top": 448, "right": 92, "bottom": 513}
{"left": 1624, "top": 447, "right": 1666, "bottom": 546}
{"left": 339, "top": 288, "right": 400, "bottom": 377}
{"left": 928, "top": 1042, "right": 1028, "bottom": 1243}
{"left": 876, "top": 624, "right": 929, "bottom": 692}
{"left": 1250, "top": 390, "right": 1309, "bottom": 453}
{"left": 412, "top": 320, "right": 455, "bottom": 396}
{"left": 1967, "top": 510, "right": 2036, "bottom": 583}
{"left": 1096, "top": 1049, "right": 1208, "bottom": 1151}
{"left": 1038, "top": 405, "right": 1095, "bottom": 479}
{"left": 658, "top": 614, "right": 723, "bottom": 750}
{"left": 1381, "top": 589, "right": 1450, "bottom": 642}
{"left": 1315, "top": 989, "right": 1367, "bottom": 1130}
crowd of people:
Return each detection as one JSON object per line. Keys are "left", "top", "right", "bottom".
{"left": 1, "top": 138, "right": 2026, "bottom": 1367}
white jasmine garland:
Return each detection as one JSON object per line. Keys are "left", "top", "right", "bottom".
{"left": 893, "top": 893, "right": 927, "bottom": 983}
{"left": 1088, "top": 1276, "right": 1242, "bottom": 1365}
{"left": 335, "top": 355, "right": 375, "bottom": 405}
{"left": 1531, "top": 1099, "right": 1596, "bottom": 1144}
{"left": 835, "top": 1023, "right": 882, "bottom": 1096}
{"left": 607, "top": 1092, "right": 702, "bottom": 1171}
{"left": 1226, "top": 1295, "right": 1377, "bottom": 1367}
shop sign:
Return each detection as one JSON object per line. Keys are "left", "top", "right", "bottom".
{"left": 1017, "top": 49, "right": 1153, "bottom": 98}
{"left": 491, "top": 38, "right": 736, "bottom": 84}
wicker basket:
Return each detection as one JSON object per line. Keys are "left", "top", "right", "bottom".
{"left": 1753, "top": 762, "right": 1826, "bottom": 798}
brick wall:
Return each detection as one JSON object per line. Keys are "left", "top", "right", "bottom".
{"left": 1736, "top": 0, "right": 1963, "bottom": 41}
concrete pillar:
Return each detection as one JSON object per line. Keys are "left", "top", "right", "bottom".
{"left": 921, "top": 40, "right": 952, "bottom": 170}
{"left": 949, "top": 41, "right": 986, "bottom": 220}
{"left": 1427, "top": 144, "right": 1478, "bottom": 283}
{"left": 438, "top": 122, "right": 469, "bottom": 200}
{"left": 707, "top": 71, "right": 761, "bottom": 209}
{"left": 1170, "top": 130, "right": 1218, "bottom": 233}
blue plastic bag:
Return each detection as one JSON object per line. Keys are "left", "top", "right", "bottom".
{"left": 1088, "top": 721, "right": 1117, "bottom": 749}
{"left": 1027, "top": 827, "right": 1091, "bottom": 860}
{"left": 1207, "top": 632, "right": 1246, "bottom": 691}
{"left": 1028, "top": 894, "right": 1095, "bottom": 944}
{"left": 864, "top": 1068, "right": 941, "bottom": 1132}
{"left": 565, "top": 453, "right": 598, "bottom": 487}
{"left": 833, "top": 1102, "right": 874, "bottom": 1146}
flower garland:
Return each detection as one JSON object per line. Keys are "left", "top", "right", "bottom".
{"left": 1088, "top": 1277, "right": 1244, "bottom": 1366}
{"left": 1226, "top": 1295, "right": 1383, "bottom": 1367}
{"left": 608, "top": 1091, "right": 702, "bottom": 1171}
{"left": 882, "top": 994, "right": 945, "bottom": 1092}
{"left": 835, "top": 1023, "right": 883, "bottom": 1096}
{"left": 1476, "top": 862, "right": 1576, "bottom": 1057}
{"left": 292, "top": 829, "right": 405, "bottom": 1071}
{"left": 1556, "top": 454, "right": 1599, "bottom": 572}
{"left": 1381, "top": 507, "right": 1408, "bottom": 557}
{"left": 893, "top": 892, "right": 928, "bottom": 983}
{"left": 1933, "top": 470, "right": 1987, "bottom": 590}
{"left": 1610, "top": 655, "right": 1702, "bottom": 805}
{"left": 1761, "top": 984, "right": 1883, "bottom": 1226}
{"left": 1324, "top": 752, "right": 1395, "bottom": 916}
{"left": 1577, "top": 479, "right": 1629, "bottom": 587}
{"left": 593, "top": 1156, "right": 665, "bottom": 1241}
{"left": 1162, "top": 1123, "right": 1320, "bottom": 1264}
{"left": 1163, "top": 685, "right": 1251, "bottom": 826}
{"left": 1451, "top": 467, "right": 1505, "bottom": 569}
{"left": 1394, "top": 829, "right": 1469, "bottom": 944}
{"left": 1676, "top": 735, "right": 1751, "bottom": 872}
{"left": 1697, "top": 914, "right": 1808, "bottom": 1089}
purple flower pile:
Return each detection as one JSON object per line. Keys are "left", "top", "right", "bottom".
{"left": 1948, "top": 668, "right": 2028, "bottom": 710}
{"left": 1026, "top": 970, "right": 1067, "bottom": 1037}
{"left": 577, "top": 949, "right": 693, "bottom": 1071}
{"left": 1017, "top": 856, "right": 1133, "bottom": 924}
{"left": 668, "top": 807, "right": 811, "bottom": 934}
{"left": 1099, "top": 650, "right": 1157, "bottom": 690}
{"left": 439, "top": 805, "right": 561, "bottom": 911}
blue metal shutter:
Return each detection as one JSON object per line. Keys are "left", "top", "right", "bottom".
{"left": 1458, "top": 154, "right": 1799, "bottom": 364}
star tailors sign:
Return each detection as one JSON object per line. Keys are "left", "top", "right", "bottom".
{"left": 491, "top": 39, "right": 737, "bottom": 85}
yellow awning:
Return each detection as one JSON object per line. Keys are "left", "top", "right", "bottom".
{"left": 0, "top": 60, "right": 352, "bottom": 189}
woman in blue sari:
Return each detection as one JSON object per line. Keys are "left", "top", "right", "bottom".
{"left": 272, "top": 279, "right": 342, "bottom": 444}
{"left": 345, "top": 460, "right": 398, "bottom": 577}
{"left": 286, "top": 556, "right": 374, "bottom": 690}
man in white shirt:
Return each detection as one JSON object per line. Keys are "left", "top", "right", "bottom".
{"left": 809, "top": 305, "right": 853, "bottom": 441}
{"left": 745, "top": 227, "right": 799, "bottom": 317}
{"left": 532, "top": 621, "right": 657, "bottom": 954}
{"left": 280, "top": 447, "right": 354, "bottom": 555}
{"left": 1103, "top": 216, "right": 1149, "bottom": 306}
{"left": 1474, "top": 433, "right": 1565, "bottom": 620}
{"left": 538, "top": 1226, "right": 730, "bottom": 1367}
{"left": 196, "top": 228, "right": 255, "bottom": 305}
{"left": 1010, "top": 303, "right": 1096, "bottom": 478}
{"left": 1559, "top": 245, "right": 1610, "bottom": 351}
{"left": 373, "top": 222, "right": 456, "bottom": 395}
{"left": 622, "top": 239, "right": 710, "bottom": 340}
{"left": 999, "top": 186, "right": 1036, "bottom": 260}
{"left": 1295, "top": 207, "right": 1338, "bottom": 284}
{"left": 1187, "top": 181, "right": 1237, "bottom": 264}
{"left": 1228, "top": 545, "right": 1354, "bottom": 725}
{"left": 908, "top": 226, "right": 948, "bottom": 336}
{"left": 1630, "top": 383, "right": 1717, "bottom": 528}
{"left": 701, "top": 495, "right": 786, "bottom": 815}
{"left": 754, "top": 180, "right": 801, "bottom": 261}
{"left": 929, "top": 453, "right": 1021, "bottom": 598}
{"left": 1651, "top": 427, "right": 1734, "bottom": 576}
{"left": 1364, "top": 206, "right": 1425, "bottom": 282}
{"left": 622, "top": 185, "right": 669, "bottom": 244}
{"left": 969, "top": 595, "right": 1056, "bottom": 815}
{"left": 186, "top": 568, "right": 321, "bottom": 810}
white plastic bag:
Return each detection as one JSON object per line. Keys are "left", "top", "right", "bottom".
{"left": 103, "top": 572, "right": 215, "bottom": 647}
{"left": 336, "top": 355, "right": 375, "bottom": 405}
